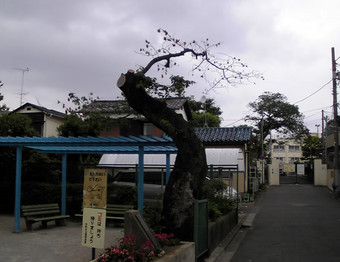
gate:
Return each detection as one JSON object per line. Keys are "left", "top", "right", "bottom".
{"left": 194, "top": 199, "right": 208, "bottom": 260}
{"left": 280, "top": 163, "right": 313, "bottom": 184}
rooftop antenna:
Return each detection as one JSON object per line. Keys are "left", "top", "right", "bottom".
{"left": 13, "top": 67, "right": 29, "bottom": 106}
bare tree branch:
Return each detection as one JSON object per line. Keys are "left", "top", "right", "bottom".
{"left": 141, "top": 48, "right": 206, "bottom": 74}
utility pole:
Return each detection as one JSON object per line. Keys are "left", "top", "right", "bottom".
{"left": 331, "top": 47, "right": 339, "bottom": 190}
{"left": 322, "top": 110, "right": 326, "bottom": 164}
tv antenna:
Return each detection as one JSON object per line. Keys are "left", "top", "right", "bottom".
{"left": 13, "top": 67, "right": 29, "bottom": 106}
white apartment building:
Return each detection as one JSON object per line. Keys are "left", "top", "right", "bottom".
{"left": 270, "top": 134, "right": 302, "bottom": 174}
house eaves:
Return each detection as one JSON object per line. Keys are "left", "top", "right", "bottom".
{"left": 11, "top": 102, "right": 66, "bottom": 119}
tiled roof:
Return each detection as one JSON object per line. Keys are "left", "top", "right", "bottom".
{"left": 83, "top": 98, "right": 189, "bottom": 114}
{"left": 82, "top": 100, "right": 132, "bottom": 114}
{"left": 82, "top": 98, "right": 192, "bottom": 120}
{"left": 11, "top": 102, "right": 66, "bottom": 118}
{"left": 195, "top": 126, "right": 253, "bottom": 144}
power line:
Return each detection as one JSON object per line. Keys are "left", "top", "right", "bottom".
{"left": 293, "top": 79, "right": 332, "bottom": 104}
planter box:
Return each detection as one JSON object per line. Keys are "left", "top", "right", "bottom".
{"left": 208, "top": 210, "right": 238, "bottom": 254}
{"left": 155, "top": 242, "right": 195, "bottom": 262}
{"left": 91, "top": 242, "right": 195, "bottom": 262}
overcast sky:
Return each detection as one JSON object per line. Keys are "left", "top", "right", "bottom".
{"left": 1, "top": 0, "right": 340, "bottom": 134}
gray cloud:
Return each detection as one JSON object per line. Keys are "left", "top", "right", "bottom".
{"left": 1, "top": 0, "right": 339, "bottom": 132}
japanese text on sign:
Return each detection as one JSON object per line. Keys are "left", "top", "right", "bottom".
{"left": 83, "top": 169, "right": 107, "bottom": 208}
{"left": 81, "top": 208, "right": 106, "bottom": 249}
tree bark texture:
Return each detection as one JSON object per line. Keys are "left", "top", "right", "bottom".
{"left": 117, "top": 71, "right": 207, "bottom": 240}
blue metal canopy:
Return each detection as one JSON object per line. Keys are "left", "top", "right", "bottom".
{"left": 0, "top": 135, "right": 177, "bottom": 232}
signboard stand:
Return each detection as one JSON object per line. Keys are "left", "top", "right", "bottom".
{"left": 81, "top": 169, "right": 108, "bottom": 261}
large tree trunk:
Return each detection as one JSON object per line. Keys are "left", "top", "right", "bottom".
{"left": 117, "top": 71, "right": 207, "bottom": 240}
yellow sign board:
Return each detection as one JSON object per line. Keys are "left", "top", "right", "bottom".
{"left": 83, "top": 169, "right": 107, "bottom": 208}
{"left": 283, "top": 164, "right": 295, "bottom": 173}
{"left": 81, "top": 208, "right": 106, "bottom": 249}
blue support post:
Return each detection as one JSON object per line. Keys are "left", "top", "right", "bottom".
{"left": 166, "top": 154, "right": 170, "bottom": 184}
{"left": 14, "top": 146, "right": 22, "bottom": 232}
{"left": 61, "top": 153, "right": 67, "bottom": 215}
{"left": 138, "top": 146, "right": 144, "bottom": 214}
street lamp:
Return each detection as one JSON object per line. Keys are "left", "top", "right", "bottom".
{"left": 315, "top": 124, "right": 320, "bottom": 137}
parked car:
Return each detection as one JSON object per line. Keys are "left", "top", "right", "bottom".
{"left": 112, "top": 169, "right": 167, "bottom": 201}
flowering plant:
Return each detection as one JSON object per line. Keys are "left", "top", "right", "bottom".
{"left": 97, "top": 234, "right": 156, "bottom": 262}
{"left": 154, "top": 233, "right": 180, "bottom": 247}
{"left": 97, "top": 233, "right": 180, "bottom": 262}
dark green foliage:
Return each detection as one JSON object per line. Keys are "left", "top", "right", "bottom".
{"left": 189, "top": 112, "right": 220, "bottom": 127}
{"left": 144, "top": 75, "right": 195, "bottom": 98}
{"left": 143, "top": 204, "right": 165, "bottom": 234}
{"left": 57, "top": 112, "right": 115, "bottom": 137}
{"left": 23, "top": 153, "right": 61, "bottom": 183}
{"left": 21, "top": 182, "right": 83, "bottom": 215}
{"left": 0, "top": 113, "right": 38, "bottom": 136}
{"left": 246, "top": 92, "right": 309, "bottom": 140}
{"left": 21, "top": 182, "right": 61, "bottom": 205}
{"left": 203, "top": 179, "right": 236, "bottom": 222}
{"left": 66, "top": 183, "right": 83, "bottom": 215}
{"left": 207, "top": 202, "right": 222, "bottom": 222}
{"left": 0, "top": 114, "right": 40, "bottom": 213}
{"left": 107, "top": 184, "right": 137, "bottom": 206}
{"left": 189, "top": 98, "right": 222, "bottom": 127}
{"left": 203, "top": 179, "right": 228, "bottom": 199}
{"left": 0, "top": 80, "right": 9, "bottom": 112}
{"left": 302, "top": 135, "right": 322, "bottom": 160}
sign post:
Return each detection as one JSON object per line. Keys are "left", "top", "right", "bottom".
{"left": 81, "top": 169, "right": 108, "bottom": 260}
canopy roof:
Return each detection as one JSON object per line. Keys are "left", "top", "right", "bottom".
{"left": 0, "top": 135, "right": 176, "bottom": 232}
{"left": 0, "top": 135, "right": 177, "bottom": 154}
{"left": 99, "top": 148, "right": 244, "bottom": 171}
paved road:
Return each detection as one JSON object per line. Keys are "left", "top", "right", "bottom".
{"left": 221, "top": 184, "right": 340, "bottom": 262}
{"left": 0, "top": 216, "right": 123, "bottom": 262}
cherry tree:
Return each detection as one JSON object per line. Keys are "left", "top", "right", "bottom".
{"left": 117, "top": 29, "right": 262, "bottom": 240}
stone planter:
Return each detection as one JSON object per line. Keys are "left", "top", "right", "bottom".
{"left": 90, "top": 242, "right": 195, "bottom": 262}
{"left": 154, "top": 242, "right": 195, "bottom": 262}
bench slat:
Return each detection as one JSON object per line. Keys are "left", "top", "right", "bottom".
{"left": 75, "top": 204, "right": 134, "bottom": 222}
{"left": 22, "top": 209, "right": 61, "bottom": 216}
{"left": 21, "top": 203, "right": 69, "bottom": 231}
{"left": 30, "top": 215, "right": 70, "bottom": 222}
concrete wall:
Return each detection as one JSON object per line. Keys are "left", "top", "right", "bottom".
{"left": 222, "top": 172, "right": 246, "bottom": 193}
{"left": 268, "top": 159, "right": 280, "bottom": 185}
{"left": 314, "top": 159, "right": 327, "bottom": 186}
{"left": 208, "top": 210, "right": 237, "bottom": 254}
{"left": 327, "top": 169, "right": 334, "bottom": 191}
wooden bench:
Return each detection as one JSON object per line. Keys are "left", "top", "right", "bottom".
{"left": 106, "top": 204, "right": 134, "bottom": 221}
{"left": 21, "top": 203, "right": 70, "bottom": 231}
{"left": 75, "top": 204, "right": 134, "bottom": 223}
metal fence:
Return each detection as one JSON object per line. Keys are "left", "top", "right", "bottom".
{"left": 194, "top": 199, "right": 209, "bottom": 260}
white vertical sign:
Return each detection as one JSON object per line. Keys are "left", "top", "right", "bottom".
{"left": 81, "top": 208, "right": 106, "bottom": 249}
{"left": 297, "top": 164, "right": 305, "bottom": 175}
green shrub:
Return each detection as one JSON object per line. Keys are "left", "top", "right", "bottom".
{"left": 203, "top": 179, "right": 236, "bottom": 221}
{"left": 208, "top": 201, "right": 222, "bottom": 222}
{"left": 21, "top": 182, "right": 61, "bottom": 205}
{"left": 202, "top": 179, "right": 228, "bottom": 199}
{"left": 107, "top": 184, "right": 137, "bottom": 206}
{"left": 143, "top": 204, "right": 165, "bottom": 234}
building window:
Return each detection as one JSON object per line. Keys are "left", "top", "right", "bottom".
{"left": 275, "top": 157, "right": 284, "bottom": 162}
{"left": 273, "top": 145, "right": 285, "bottom": 152}
{"left": 289, "top": 145, "right": 300, "bottom": 152}
{"left": 289, "top": 157, "right": 300, "bottom": 163}
{"left": 143, "top": 123, "right": 153, "bottom": 136}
